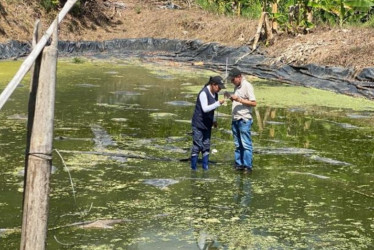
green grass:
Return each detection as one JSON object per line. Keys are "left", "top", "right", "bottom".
{"left": 72, "top": 57, "right": 85, "bottom": 64}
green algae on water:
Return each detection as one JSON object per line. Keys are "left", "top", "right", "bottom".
{"left": 183, "top": 79, "right": 374, "bottom": 111}
{"left": 255, "top": 82, "right": 374, "bottom": 111}
{"left": 1, "top": 59, "right": 374, "bottom": 249}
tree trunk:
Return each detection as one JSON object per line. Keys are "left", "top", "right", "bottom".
{"left": 271, "top": 2, "right": 278, "bottom": 31}
{"left": 306, "top": 6, "right": 313, "bottom": 23}
{"left": 264, "top": 13, "right": 274, "bottom": 45}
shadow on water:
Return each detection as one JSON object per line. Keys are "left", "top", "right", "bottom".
{"left": 0, "top": 59, "right": 374, "bottom": 248}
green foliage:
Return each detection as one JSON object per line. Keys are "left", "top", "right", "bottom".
{"left": 195, "top": 0, "right": 226, "bottom": 14}
{"left": 363, "top": 16, "right": 374, "bottom": 27}
{"left": 135, "top": 6, "right": 142, "bottom": 14}
{"left": 272, "top": 12, "right": 289, "bottom": 28}
{"left": 195, "top": 0, "right": 262, "bottom": 17}
{"left": 38, "top": 0, "right": 88, "bottom": 16}
{"left": 40, "top": 0, "right": 60, "bottom": 12}
{"left": 309, "top": 0, "right": 374, "bottom": 26}
{"left": 241, "top": 1, "right": 263, "bottom": 18}
{"left": 72, "top": 57, "right": 85, "bottom": 64}
{"left": 195, "top": 0, "right": 374, "bottom": 32}
{"left": 70, "top": 1, "right": 83, "bottom": 16}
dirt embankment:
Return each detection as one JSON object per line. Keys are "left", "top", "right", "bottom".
{"left": 1, "top": 0, "right": 374, "bottom": 69}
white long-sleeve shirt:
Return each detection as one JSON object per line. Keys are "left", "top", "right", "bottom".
{"left": 199, "top": 85, "right": 221, "bottom": 113}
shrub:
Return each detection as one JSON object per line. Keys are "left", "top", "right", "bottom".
{"left": 72, "top": 57, "right": 85, "bottom": 64}
{"left": 40, "top": 0, "right": 60, "bottom": 12}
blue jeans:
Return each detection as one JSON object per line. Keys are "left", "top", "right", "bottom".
{"left": 231, "top": 119, "right": 253, "bottom": 169}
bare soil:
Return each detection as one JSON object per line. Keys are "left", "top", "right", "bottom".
{"left": 1, "top": 0, "right": 373, "bottom": 69}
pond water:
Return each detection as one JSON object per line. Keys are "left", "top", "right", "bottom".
{"left": 0, "top": 59, "right": 374, "bottom": 249}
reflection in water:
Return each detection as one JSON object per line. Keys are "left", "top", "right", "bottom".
{"left": 189, "top": 171, "right": 217, "bottom": 249}
{"left": 233, "top": 174, "right": 252, "bottom": 220}
{"left": 90, "top": 124, "right": 117, "bottom": 149}
{"left": 165, "top": 101, "right": 194, "bottom": 106}
{"left": 143, "top": 178, "right": 179, "bottom": 189}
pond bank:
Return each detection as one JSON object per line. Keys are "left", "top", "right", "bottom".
{"left": 1, "top": 38, "right": 374, "bottom": 100}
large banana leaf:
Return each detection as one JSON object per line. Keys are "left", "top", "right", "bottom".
{"left": 345, "top": 0, "right": 374, "bottom": 7}
{"left": 309, "top": 0, "right": 374, "bottom": 25}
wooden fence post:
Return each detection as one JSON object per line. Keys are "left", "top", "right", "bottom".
{"left": 20, "top": 19, "right": 58, "bottom": 250}
{"left": 23, "top": 19, "right": 43, "bottom": 205}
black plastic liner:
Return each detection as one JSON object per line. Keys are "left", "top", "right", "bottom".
{"left": 0, "top": 40, "right": 30, "bottom": 59}
{"left": 1, "top": 38, "right": 374, "bottom": 99}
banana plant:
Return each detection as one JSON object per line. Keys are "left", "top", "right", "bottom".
{"left": 309, "top": 0, "right": 374, "bottom": 26}
{"left": 267, "top": 0, "right": 315, "bottom": 33}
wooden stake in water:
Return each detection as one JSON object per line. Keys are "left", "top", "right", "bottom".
{"left": 225, "top": 57, "right": 228, "bottom": 80}
{"left": 222, "top": 57, "right": 229, "bottom": 106}
{"left": 20, "top": 19, "right": 58, "bottom": 250}
{"left": 23, "top": 19, "right": 43, "bottom": 205}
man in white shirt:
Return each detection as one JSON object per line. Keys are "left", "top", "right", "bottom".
{"left": 227, "top": 68, "right": 257, "bottom": 173}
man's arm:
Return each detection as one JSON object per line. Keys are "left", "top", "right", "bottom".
{"left": 231, "top": 94, "right": 257, "bottom": 107}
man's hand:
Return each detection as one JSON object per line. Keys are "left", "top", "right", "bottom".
{"left": 231, "top": 94, "right": 241, "bottom": 102}
{"left": 213, "top": 121, "right": 218, "bottom": 128}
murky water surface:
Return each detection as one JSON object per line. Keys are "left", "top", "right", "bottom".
{"left": 1, "top": 59, "right": 373, "bottom": 249}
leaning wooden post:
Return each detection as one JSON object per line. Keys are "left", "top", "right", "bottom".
{"left": 264, "top": 13, "right": 274, "bottom": 44}
{"left": 23, "top": 19, "right": 43, "bottom": 204}
{"left": 252, "top": 12, "right": 266, "bottom": 50}
{"left": 20, "top": 19, "right": 58, "bottom": 250}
